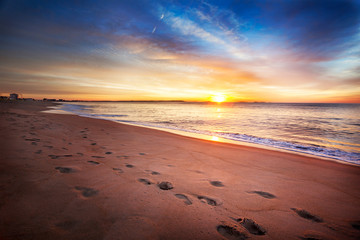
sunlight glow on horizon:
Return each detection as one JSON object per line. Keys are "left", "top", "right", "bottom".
{"left": 210, "top": 94, "right": 227, "bottom": 103}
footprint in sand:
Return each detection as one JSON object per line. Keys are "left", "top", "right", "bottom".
{"left": 75, "top": 186, "right": 98, "bottom": 197}
{"left": 138, "top": 178, "right": 152, "bottom": 185}
{"left": 291, "top": 208, "right": 323, "bottom": 223}
{"left": 88, "top": 160, "right": 100, "bottom": 165}
{"left": 158, "top": 181, "right": 173, "bottom": 190}
{"left": 35, "top": 150, "right": 42, "bottom": 154}
{"left": 91, "top": 143, "right": 97, "bottom": 145}
{"left": 50, "top": 154, "right": 73, "bottom": 159}
{"left": 351, "top": 221, "right": 360, "bottom": 231}
{"left": 145, "top": 170, "right": 160, "bottom": 175}
{"left": 248, "top": 191, "right": 276, "bottom": 199}
{"left": 236, "top": 218, "right": 266, "bottom": 235}
{"left": 174, "top": 194, "right": 192, "bottom": 205}
{"left": 217, "top": 225, "right": 248, "bottom": 240}
{"left": 55, "top": 167, "right": 74, "bottom": 173}
{"left": 25, "top": 138, "right": 40, "bottom": 142}
{"left": 210, "top": 181, "right": 224, "bottom": 187}
{"left": 126, "top": 164, "right": 134, "bottom": 168}
{"left": 113, "top": 168, "right": 124, "bottom": 173}
{"left": 139, "top": 153, "right": 146, "bottom": 155}
{"left": 91, "top": 156, "right": 104, "bottom": 159}
{"left": 197, "top": 196, "right": 219, "bottom": 206}
{"left": 105, "top": 152, "right": 112, "bottom": 154}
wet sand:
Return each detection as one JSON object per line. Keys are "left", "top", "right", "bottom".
{"left": 1, "top": 102, "right": 360, "bottom": 240}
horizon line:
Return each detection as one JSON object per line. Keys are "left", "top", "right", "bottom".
{"left": 4, "top": 99, "right": 359, "bottom": 104}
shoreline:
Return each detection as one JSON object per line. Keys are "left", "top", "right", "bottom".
{"left": 1, "top": 101, "right": 360, "bottom": 240}
{"left": 48, "top": 103, "right": 360, "bottom": 167}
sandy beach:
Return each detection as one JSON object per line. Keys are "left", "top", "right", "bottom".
{"left": 0, "top": 102, "right": 359, "bottom": 240}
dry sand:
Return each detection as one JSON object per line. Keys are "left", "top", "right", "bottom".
{"left": 0, "top": 102, "right": 359, "bottom": 240}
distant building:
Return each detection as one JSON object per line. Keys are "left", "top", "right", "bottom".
{"left": 0, "top": 96, "right": 8, "bottom": 101}
{"left": 9, "top": 93, "right": 18, "bottom": 100}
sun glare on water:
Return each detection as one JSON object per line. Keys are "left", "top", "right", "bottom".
{"left": 210, "top": 94, "right": 226, "bottom": 103}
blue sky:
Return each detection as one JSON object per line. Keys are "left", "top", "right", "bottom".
{"left": 1, "top": 0, "right": 359, "bottom": 102}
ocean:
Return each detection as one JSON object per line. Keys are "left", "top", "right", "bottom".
{"left": 54, "top": 102, "right": 360, "bottom": 165}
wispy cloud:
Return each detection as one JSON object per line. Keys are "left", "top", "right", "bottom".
{"left": 164, "top": 9, "right": 252, "bottom": 61}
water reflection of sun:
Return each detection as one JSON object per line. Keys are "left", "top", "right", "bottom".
{"left": 210, "top": 94, "right": 226, "bottom": 103}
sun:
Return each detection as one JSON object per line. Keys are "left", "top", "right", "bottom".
{"left": 210, "top": 94, "right": 226, "bottom": 103}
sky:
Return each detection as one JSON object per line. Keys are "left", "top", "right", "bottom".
{"left": 0, "top": 0, "right": 360, "bottom": 102}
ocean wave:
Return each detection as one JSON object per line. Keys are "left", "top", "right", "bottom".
{"left": 152, "top": 121, "right": 175, "bottom": 124}
{"left": 61, "top": 103, "right": 93, "bottom": 112}
{"left": 89, "top": 114, "right": 128, "bottom": 118}
{"left": 213, "top": 131, "right": 360, "bottom": 164}
{"left": 60, "top": 104, "right": 128, "bottom": 118}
